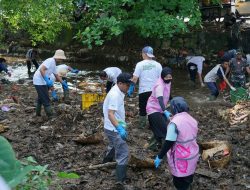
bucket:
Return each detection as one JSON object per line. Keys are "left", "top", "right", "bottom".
{"left": 81, "top": 93, "right": 106, "bottom": 110}
{"left": 230, "top": 87, "right": 249, "bottom": 103}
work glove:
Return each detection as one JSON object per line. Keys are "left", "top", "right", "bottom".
{"left": 51, "top": 90, "right": 58, "bottom": 102}
{"left": 127, "top": 82, "right": 135, "bottom": 97}
{"left": 201, "top": 82, "right": 205, "bottom": 87}
{"left": 163, "top": 110, "right": 172, "bottom": 120}
{"left": 43, "top": 75, "right": 53, "bottom": 87}
{"left": 71, "top": 69, "right": 79, "bottom": 74}
{"left": 116, "top": 124, "right": 127, "bottom": 140}
{"left": 230, "top": 86, "right": 236, "bottom": 91}
{"left": 154, "top": 156, "right": 162, "bottom": 168}
{"left": 61, "top": 80, "right": 69, "bottom": 90}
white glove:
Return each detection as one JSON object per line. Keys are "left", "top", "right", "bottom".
{"left": 230, "top": 86, "right": 236, "bottom": 91}
{"left": 201, "top": 83, "right": 205, "bottom": 87}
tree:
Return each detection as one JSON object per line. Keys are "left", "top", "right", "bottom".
{"left": 0, "top": 0, "right": 73, "bottom": 45}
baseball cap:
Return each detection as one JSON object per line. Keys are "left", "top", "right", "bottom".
{"left": 142, "top": 46, "right": 155, "bottom": 58}
{"left": 117, "top": 73, "right": 132, "bottom": 84}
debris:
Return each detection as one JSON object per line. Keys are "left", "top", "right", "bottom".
{"left": 195, "top": 168, "right": 221, "bottom": 179}
{"left": 73, "top": 133, "right": 103, "bottom": 144}
{"left": 0, "top": 124, "right": 9, "bottom": 133}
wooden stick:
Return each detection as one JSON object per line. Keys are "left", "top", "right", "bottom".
{"left": 88, "top": 162, "right": 116, "bottom": 169}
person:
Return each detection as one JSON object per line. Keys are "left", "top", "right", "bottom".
{"left": 204, "top": 60, "right": 236, "bottom": 101}
{"left": 220, "top": 49, "right": 237, "bottom": 62}
{"left": 26, "top": 48, "right": 39, "bottom": 77}
{"left": 229, "top": 51, "right": 250, "bottom": 88}
{"left": 129, "top": 46, "right": 162, "bottom": 129}
{"left": 186, "top": 55, "right": 208, "bottom": 87}
{"left": 33, "top": 49, "right": 68, "bottom": 118}
{"left": 223, "top": 9, "right": 236, "bottom": 28}
{"left": 49, "top": 64, "right": 79, "bottom": 102}
{"left": 146, "top": 67, "right": 172, "bottom": 150}
{"left": 154, "top": 97, "right": 199, "bottom": 190}
{"left": 99, "top": 67, "right": 122, "bottom": 93}
{"left": 102, "top": 73, "right": 132, "bottom": 184}
{"left": 0, "top": 58, "right": 11, "bottom": 77}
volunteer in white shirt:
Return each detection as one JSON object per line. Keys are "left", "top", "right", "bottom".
{"left": 33, "top": 49, "right": 68, "bottom": 118}
{"left": 204, "top": 60, "right": 235, "bottom": 101}
{"left": 128, "top": 46, "right": 162, "bottom": 129}
{"left": 186, "top": 56, "right": 207, "bottom": 87}
{"left": 49, "top": 64, "right": 79, "bottom": 102}
{"left": 102, "top": 73, "right": 132, "bottom": 184}
{"left": 99, "top": 67, "right": 122, "bottom": 93}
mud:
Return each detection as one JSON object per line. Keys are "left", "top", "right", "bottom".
{"left": 0, "top": 79, "right": 249, "bottom": 190}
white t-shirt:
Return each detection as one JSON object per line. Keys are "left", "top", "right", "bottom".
{"left": 186, "top": 56, "right": 205, "bottom": 74}
{"left": 133, "top": 60, "right": 162, "bottom": 94}
{"left": 103, "top": 67, "right": 122, "bottom": 83}
{"left": 103, "top": 84, "right": 125, "bottom": 131}
{"left": 246, "top": 54, "right": 250, "bottom": 66}
{"left": 50, "top": 64, "right": 69, "bottom": 82}
{"left": 33, "top": 58, "right": 57, "bottom": 85}
{"left": 204, "top": 64, "right": 225, "bottom": 83}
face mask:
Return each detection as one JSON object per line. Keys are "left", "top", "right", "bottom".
{"left": 164, "top": 79, "right": 172, "bottom": 84}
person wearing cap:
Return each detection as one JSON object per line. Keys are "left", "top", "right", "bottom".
{"left": 146, "top": 67, "right": 173, "bottom": 150}
{"left": 102, "top": 72, "right": 132, "bottom": 184}
{"left": 0, "top": 58, "right": 11, "bottom": 77}
{"left": 204, "top": 60, "right": 236, "bottom": 101}
{"left": 33, "top": 49, "right": 68, "bottom": 118}
{"left": 185, "top": 55, "right": 208, "bottom": 87}
{"left": 229, "top": 51, "right": 250, "bottom": 88}
{"left": 49, "top": 64, "right": 79, "bottom": 102}
{"left": 129, "top": 46, "right": 162, "bottom": 129}
{"left": 99, "top": 67, "right": 122, "bottom": 93}
{"left": 26, "top": 48, "right": 39, "bottom": 77}
{"left": 154, "top": 97, "right": 199, "bottom": 190}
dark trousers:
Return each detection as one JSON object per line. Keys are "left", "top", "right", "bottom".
{"left": 187, "top": 63, "right": 197, "bottom": 83}
{"left": 106, "top": 81, "right": 114, "bottom": 93}
{"left": 206, "top": 82, "right": 219, "bottom": 97}
{"left": 139, "top": 91, "right": 152, "bottom": 116}
{"left": 27, "top": 59, "right": 39, "bottom": 74}
{"left": 148, "top": 112, "right": 167, "bottom": 142}
{"left": 35, "top": 85, "right": 50, "bottom": 107}
{"left": 173, "top": 175, "right": 194, "bottom": 190}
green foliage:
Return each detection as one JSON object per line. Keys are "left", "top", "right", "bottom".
{"left": 0, "top": 136, "right": 79, "bottom": 189}
{"left": 0, "top": 0, "right": 73, "bottom": 45}
{"left": 0, "top": 0, "right": 203, "bottom": 47}
{"left": 75, "top": 0, "right": 202, "bottom": 48}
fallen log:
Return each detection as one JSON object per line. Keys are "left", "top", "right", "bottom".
{"left": 88, "top": 162, "right": 116, "bottom": 170}
{"left": 73, "top": 133, "right": 103, "bottom": 145}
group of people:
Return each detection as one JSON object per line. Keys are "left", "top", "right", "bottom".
{"left": 1, "top": 45, "right": 249, "bottom": 190}
{"left": 101, "top": 46, "right": 199, "bottom": 190}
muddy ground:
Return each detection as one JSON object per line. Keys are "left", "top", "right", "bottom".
{"left": 0, "top": 80, "right": 249, "bottom": 190}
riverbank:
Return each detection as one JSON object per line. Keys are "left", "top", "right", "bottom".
{"left": 0, "top": 78, "right": 249, "bottom": 189}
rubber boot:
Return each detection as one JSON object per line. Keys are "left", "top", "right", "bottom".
{"left": 102, "top": 147, "right": 115, "bottom": 163}
{"left": 63, "top": 89, "right": 70, "bottom": 103}
{"left": 44, "top": 106, "right": 53, "bottom": 119}
{"left": 116, "top": 165, "right": 127, "bottom": 183}
{"left": 139, "top": 116, "right": 147, "bottom": 129}
{"left": 36, "top": 103, "right": 42, "bottom": 116}
{"left": 148, "top": 136, "right": 157, "bottom": 151}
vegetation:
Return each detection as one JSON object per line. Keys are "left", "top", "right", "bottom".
{"left": 0, "top": 0, "right": 220, "bottom": 48}
{"left": 0, "top": 136, "right": 79, "bottom": 189}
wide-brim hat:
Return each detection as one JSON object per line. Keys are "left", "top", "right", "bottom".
{"left": 53, "top": 49, "right": 66, "bottom": 60}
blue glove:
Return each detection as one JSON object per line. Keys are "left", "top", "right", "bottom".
{"left": 116, "top": 124, "right": 127, "bottom": 140}
{"left": 43, "top": 75, "right": 53, "bottom": 87}
{"left": 71, "top": 69, "right": 79, "bottom": 74}
{"left": 154, "top": 156, "right": 162, "bottom": 168}
{"left": 127, "top": 83, "right": 135, "bottom": 97}
{"left": 51, "top": 90, "right": 58, "bottom": 101}
{"left": 163, "top": 110, "right": 172, "bottom": 119}
{"left": 61, "top": 80, "right": 68, "bottom": 90}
